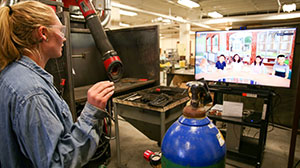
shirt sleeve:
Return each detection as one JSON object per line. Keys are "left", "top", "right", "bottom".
{"left": 285, "top": 65, "right": 290, "bottom": 73}
{"left": 13, "top": 93, "right": 106, "bottom": 168}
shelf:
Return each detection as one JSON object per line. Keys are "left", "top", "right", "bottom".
{"left": 221, "top": 131, "right": 260, "bottom": 165}
{"left": 209, "top": 86, "right": 273, "bottom": 98}
{"left": 239, "top": 136, "right": 260, "bottom": 158}
{"left": 207, "top": 88, "right": 272, "bottom": 168}
{"left": 208, "top": 114, "right": 262, "bottom": 128}
{"left": 227, "top": 137, "right": 261, "bottom": 165}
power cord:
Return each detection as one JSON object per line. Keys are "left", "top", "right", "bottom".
{"left": 89, "top": 138, "right": 110, "bottom": 161}
{"left": 295, "top": 159, "right": 300, "bottom": 168}
{"left": 101, "top": 99, "right": 128, "bottom": 141}
{"left": 253, "top": 131, "right": 259, "bottom": 138}
{"left": 270, "top": 91, "right": 282, "bottom": 126}
{"left": 103, "top": 99, "right": 115, "bottom": 140}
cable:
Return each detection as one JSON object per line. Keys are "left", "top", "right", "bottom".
{"left": 271, "top": 123, "right": 292, "bottom": 131}
{"left": 246, "top": 127, "right": 252, "bottom": 137}
{"left": 54, "top": 59, "right": 62, "bottom": 82}
{"left": 104, "top": 116, "right": 116, "bottom": 140}
{"left": 295, "top": 159, "right": 300, "bottom": 168}
{"left": 268, "top": 124, "right": 274, "bottom": 132}
{"left": 104, "top": 99, "right": 115, "bottom": 140}
{"left": 225, "top": 162, "right": 242, "bottom": 168}
{"left": 102, "top": 99, "right": 129, "bottom": 141}
{"left": 54, "top": 59, "right": 65, "bottom": 96}
{"left": 102, "top": 115, "right": 127, "bottom": 141}
{"left": 270, "top": 91, "right": 282, "bottom": 125}
{"left": 89, "top": 141, "right": 110, "bottom": 161}
{"left": 89, "top": 119, "right": 111, "bottom": 162}
{"left": 253, "top": 130, "right": 259, "bottom": 138}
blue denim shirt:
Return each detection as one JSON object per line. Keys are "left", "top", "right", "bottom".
{"left": 0, "top": 56, "right": 106, "bottom": 168}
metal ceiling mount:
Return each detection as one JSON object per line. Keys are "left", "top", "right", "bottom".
{"left": 0, "top": 0, "right": 18, "bottom": 6}
{"left": 98, "top": 0, "right": 111, "bottom": 27}
{"left": 70, "top": 0, "right": 111, "bottom": 27}
{"left": 277, "top": 0, "right": 282, "bottom": 13}
{"left": 0, "top": 0, "right": 111, "bottom": 27}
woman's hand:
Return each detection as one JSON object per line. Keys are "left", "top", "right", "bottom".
{"left": 87, "top": 81, "right": 115, "bottom": 110}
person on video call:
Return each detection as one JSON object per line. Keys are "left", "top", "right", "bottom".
{"left": 231, "top": 54, "right": 243, "bottom": 71}
{"left": 272, "top": 54, "right": 290, "bottom": 79}
{"left": 252, "top": 55, "right": 266, "bottom": 74}
{"left": 197, "top": 57, "right": 210, "bottom": 73}
{"left": 0, "top": 1, "right": 115, "bottom": 167}
{"left": 215, "top": 54, "right": 226, "bottom": 70}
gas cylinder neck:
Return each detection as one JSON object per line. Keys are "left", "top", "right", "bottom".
{"left": 184, "top": 80, "right": 212, "bottom": 118}
{"left": 183, "top": 104, "right": 206, "bottom": 118}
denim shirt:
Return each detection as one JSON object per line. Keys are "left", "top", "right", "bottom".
{"left": 0, "top": 56, "right": 106, "bottom": 168}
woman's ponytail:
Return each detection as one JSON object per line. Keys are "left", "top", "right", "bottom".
{"left": 0, "top": 6, "right": 20, "bottom": 71}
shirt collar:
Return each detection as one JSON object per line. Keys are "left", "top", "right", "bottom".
{"left": 17, "top": 56, "right": 54, "bottom": 84}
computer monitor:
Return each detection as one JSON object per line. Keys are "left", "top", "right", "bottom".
{"left": 195, "top": 27, "right": 297, "bottom": 88}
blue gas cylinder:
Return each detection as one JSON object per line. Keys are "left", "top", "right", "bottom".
{"left": 161, "top": 115, "right": 226, "bottom": 168}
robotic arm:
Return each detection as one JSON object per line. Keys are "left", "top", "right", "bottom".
{"left": 74, "top": 0, "right": 124, "bottom": 82}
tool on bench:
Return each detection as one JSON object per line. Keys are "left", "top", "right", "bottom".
{"left": 122, "top": 93, "right": 142, "bottom": 101}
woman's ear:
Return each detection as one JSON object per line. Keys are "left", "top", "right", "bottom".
{"left": 37, "top": 26, "right": 48, "bottom": 42}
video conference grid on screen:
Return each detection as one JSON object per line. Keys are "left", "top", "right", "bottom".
{"left": 195, "top": 28, "right": 296, "bottom": 88}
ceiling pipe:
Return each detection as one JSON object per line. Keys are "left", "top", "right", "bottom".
{"left": 111, "top": 2, "right": 220, "bottom": 30}
{"left": 0, "top": 0, "right": 111, "bottom": 27}
{"left": 246, "top": 21, "right": 300, "bottom": 29}
{"left": 277, "top": 0, "right": 282, "bottom": 13}
{"left": 99, "top": 0, "right": 111, "bottom": 27}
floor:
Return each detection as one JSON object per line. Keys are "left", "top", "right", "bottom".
{"left": 101, "top": 117, "right": 300, "bottom": 168}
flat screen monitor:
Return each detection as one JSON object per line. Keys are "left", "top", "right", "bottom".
{"left": 195, "top": 27, "right": 297, "bottom": 88}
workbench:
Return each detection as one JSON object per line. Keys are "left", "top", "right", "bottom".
{"left": 166, "top": 68, "right": 195, "bottom": 86}
{"left": 112, "top": 86, "right": 189, "bottom": 167}
{"left": 74, "top": 78, "right": 156, "bottom": 103}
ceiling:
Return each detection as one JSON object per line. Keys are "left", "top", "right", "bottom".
{"left": 111, "top": 0, "right": 300, "bottom": 38}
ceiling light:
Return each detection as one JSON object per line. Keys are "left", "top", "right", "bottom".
{"left": 190, "top": 31, "right": 195, "bottom": 34}
{"left": 119, "top": 22, "right": 130, "bottom": 27}
{"left": 157, "top": 17, "right": 163, "bottom": 21}
{"left": 208, "top": 11, "right": 223, "bottom": 18}
{"left": 177, "top": 0, "right": 200, "bottom": 8}
{"left": 152, "top": 17, "right": 172, "bottom": 23}
{"left": 119, "top": 10, "right": 138, "bottom": 16}
{"left": 283, "top": 3, "right": 296, "bottom": 13}
{"left": 225, "top": 27, "right": 232, "bottom": 31}
{"left": 162, "top": 18, "right": 172, "bottom": 23}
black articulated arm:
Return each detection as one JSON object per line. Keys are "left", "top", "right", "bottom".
{"left": 75, "top": 0, "right": 124, "bottom": 82}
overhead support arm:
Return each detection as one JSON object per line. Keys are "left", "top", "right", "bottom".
{"left": 76, "top": 0, "right": 124, "bottom": 82}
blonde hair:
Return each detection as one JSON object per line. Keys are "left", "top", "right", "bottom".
{"left": 0, "top": 1, "right": 55, "bottom": 71}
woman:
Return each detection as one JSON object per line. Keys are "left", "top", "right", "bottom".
{"left": 0, "top": 1, "right": 114, "bottom": 167}
{"left": 252, "top": 55, "right": 266, "bottom": 74}
{"left": 231, "top": 54, "right": 243, "bottom": 71}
